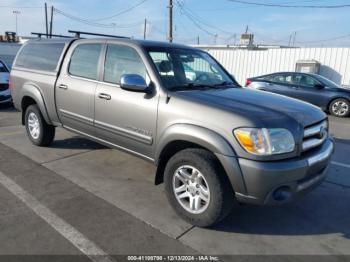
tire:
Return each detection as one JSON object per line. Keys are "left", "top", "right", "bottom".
{"left": 329, "top": 98, "right": 350, "bottom": 117}
{"left": 25, "top": 105, "right": 55, "bottom": 146}
{"left": 164, "top": 148, "right": 234, "bottom": 227}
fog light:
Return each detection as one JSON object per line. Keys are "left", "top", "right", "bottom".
{"left": 272, "top": 186, "right": 292, "bottom": 202}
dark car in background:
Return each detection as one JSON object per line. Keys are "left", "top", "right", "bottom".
{"left": 245, "top": 72, "right": 350, "bottom": 117}
{"left": 0, "top": 59, "right": 11, "bottom": 105}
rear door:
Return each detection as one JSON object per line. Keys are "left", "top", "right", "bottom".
{"left": 56, "top": 41, "right": 103, "bottom": 135}
{"left": 264, "top": 74, "right": 297, "bottom": 96}
{"left": 94, "top": 43, "right": 159, "bottom": 159}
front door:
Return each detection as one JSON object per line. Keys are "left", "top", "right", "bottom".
{"left": 56, "top": 42, "right": 103, "bottom": 135}
{"left": 94, "top": 43, "right": 159, "bottom": 159}
{"left": 292, "top": 74, "right": 326, "bottom": 107}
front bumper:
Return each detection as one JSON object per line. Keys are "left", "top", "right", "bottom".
{"left": 235, "top": 138, "right": 334, "bottom": 205}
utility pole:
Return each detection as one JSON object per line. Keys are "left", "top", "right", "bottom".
{"left": 168, "top": 0, "right": 173, "bottom": 43}
{"left": 197, "top": 36, "right": 199, "bottom": 45}
{"left": 292, "top": 31, "right": 297, "bottom": 47}
{"left": 288, "top": 34, "right": 292, "bottom": 46}
{"left": 44, "top": 2, "right": 48, "bottom": 38}
{"left": 49, "top": 6, "right": 54, "bottom": 38}
{"left": 13, "top": 10, "right": 20, "bottom": 35}
{"left": 143, "top": 18, "right": 147, "bottom": 40}
{"left": 245, "top": 25, "right": 249, "bottom": 34}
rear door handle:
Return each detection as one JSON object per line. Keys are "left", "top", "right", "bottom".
{"left": 98, "top": 93, "right": 111, "bottom": 100}
{"left": 58, "top": 84, "right": 68, "bottom": 90}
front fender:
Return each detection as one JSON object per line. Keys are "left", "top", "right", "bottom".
{"left": 20, "top": 83, "right": 52, "bottom": 125}
{"left": 155, "top": 124, "right": 247, "bottom": 194}
{"left": 155, "top": 124, "right": 236, "bottom": 162}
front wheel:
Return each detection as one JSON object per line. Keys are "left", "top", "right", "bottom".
{"left": 25, "top": 104, "right": 55, "bottom": 146}
{"left": 329, "top": 98, "right": 350, "bottom": 117}
{"left": 164, "top": 148, "right": 234, "bottom": 227}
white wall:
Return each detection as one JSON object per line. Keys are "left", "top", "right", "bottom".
{"left": 203, "top": 48, "right": 350, "bottom": 87}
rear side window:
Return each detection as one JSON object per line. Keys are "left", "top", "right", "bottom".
{"left": 104, "top": 44, "right": 146, "bottom": 84}
{"left": 69, "top": 44, "right": 102, "bottom": 80}
{"left": 0, "top": 61, "right": 8, "bottom": 72}
{"left": 271, "top": 74, "right": 295, "bottom": 85}
{"left": 15, "top": 43, "right": 65, "bottom": 71}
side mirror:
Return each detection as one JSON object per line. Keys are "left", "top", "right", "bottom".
{"left": 120, "top": 74, "right": 149, "bottom": 93}
{"left": 314, "top": 83, "right": 325, "bottom": 89}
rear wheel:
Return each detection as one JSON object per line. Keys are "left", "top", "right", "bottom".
{"left": 329, "top": 98, "right": 350, "bottom": 117}
{"left": 164, "top": 148, "right": 234, "bottom": 227}
{"left": 25, "top": 105, "right": 55, "bottom": 146}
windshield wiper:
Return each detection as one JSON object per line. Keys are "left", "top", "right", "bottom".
{"left": 169, "top": 83, "right": 214, "bottom": 91}
{"left": 169, "top": 81, "right": 235, "bottom": 91}
{"left": 213, "top": 81, "right": 234, "bottom": 87}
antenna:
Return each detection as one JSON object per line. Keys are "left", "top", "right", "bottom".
{"left": 68, "top": 30, "right": 129, "bottom": 39}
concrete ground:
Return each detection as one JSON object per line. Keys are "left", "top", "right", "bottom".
{"left": 0, "top": 103, "right": 350, "bottom": 261}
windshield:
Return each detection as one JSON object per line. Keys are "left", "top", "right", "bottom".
{"left": 147, "top": 48, "right": 234, "bottom": 91}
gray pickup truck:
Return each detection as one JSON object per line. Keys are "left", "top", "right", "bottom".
{"left": 11, "top": 37, "right": 334, "bottom": 227}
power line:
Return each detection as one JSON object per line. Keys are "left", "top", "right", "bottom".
{"left": 176, "top": 0, "right": 233, "bottom": 35}
{"left": 296, "top": 34, "right": 350, "bottom": 44}
{"left": 175, "top": 0, "right": 218, "bottom": 36}
{"left": 52, "top": 0, "right": 148, "bottom": 28}
{"left": 89, "top": 0, "right": 148, "bottom": 22}
{"left": 226, "top": 0, "right": 350, "bottom": 8}
{"left": 54, "top": 8, "right": 143, "bottom": 28}
{"left": 54, "top": 8, "right": 116, "bottom": 28}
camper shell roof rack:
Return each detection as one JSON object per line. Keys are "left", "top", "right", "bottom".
{"left": 31, "top": 30, "right": 130, "bottom": 41}
{"left": 31, "top": 32, "right": 73, "bottom": 39}
{"left": 68, "top": 30, "right": 129, "bottom": 39}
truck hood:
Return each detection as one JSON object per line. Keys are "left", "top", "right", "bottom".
{"left": 174, "top": 88, "right": 326, "bottom": 127}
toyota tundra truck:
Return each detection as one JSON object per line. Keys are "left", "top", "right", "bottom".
{"left": 10, "top": 36, "right": 334, "bottom": 227}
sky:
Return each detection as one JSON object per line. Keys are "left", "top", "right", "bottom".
{"left": 0, "top": 0, "right": 350, "bottom": 47}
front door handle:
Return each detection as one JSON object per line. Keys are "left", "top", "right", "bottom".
{"left": 58, "top": 84, "right": 68, "bottom": 90}
{"left": 98, "top": 93, "right": 111, "bottom": 100}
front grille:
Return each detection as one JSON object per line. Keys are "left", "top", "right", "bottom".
{"left": 0, "top": 83, "right": 9, "bottom": 91}
{"left": 302, "top": 120, "right": 328, "bottom": 152}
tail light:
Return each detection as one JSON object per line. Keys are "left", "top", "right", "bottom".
{"left": 245, "top": 79, "right": 252, "bottom": 87}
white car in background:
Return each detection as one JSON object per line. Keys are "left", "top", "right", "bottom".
{"left": 0, "top": 60, "right": 11, "bottom": 105}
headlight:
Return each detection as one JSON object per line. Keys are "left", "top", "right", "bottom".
{"left": 233, "top": 128, "right": 295, "bottom": 155}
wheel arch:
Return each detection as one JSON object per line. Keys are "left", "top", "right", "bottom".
{"left": 154, "top": 124, "right": 237, "bottom": 186}
{"left": 20, "top": 84, "right": 52, "bottom": 125}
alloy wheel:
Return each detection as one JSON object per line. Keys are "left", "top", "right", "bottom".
{"left": 172, "top": 165, "right": 210, "bottom": 214}
{"left": 332, "top": 101, "right": 349, "bottom": 116}
{"left": 28, "top": 112, "right": 40, "bottom": 139}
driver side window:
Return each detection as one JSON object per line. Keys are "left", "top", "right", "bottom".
{"left": 294, "top": 75, "right": 320, "bottom": 88}
{"left": 104, "top": 44, "right": 147, "bottom": 85}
